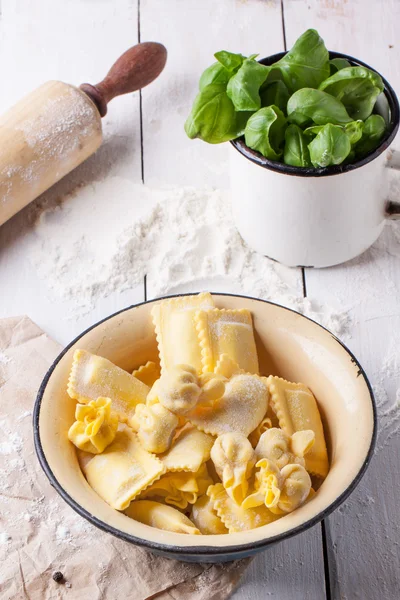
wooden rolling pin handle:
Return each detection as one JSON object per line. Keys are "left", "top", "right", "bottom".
{"left": 80, "top": 41, "right": 167, "bottom": 117}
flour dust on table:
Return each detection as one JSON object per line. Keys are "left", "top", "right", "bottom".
{"left": 28, "top": 180, "right": 350, "bottom": 337}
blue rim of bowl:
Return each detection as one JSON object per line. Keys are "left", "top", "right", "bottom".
{"left": 33, "top": 293, "right": 377, "bottom": 557}
{"left": 231, "top": 51, "right": 400, "bottom": 178}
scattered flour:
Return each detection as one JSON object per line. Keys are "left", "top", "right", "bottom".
{"left": 28, "top": 181, "right": 350, "bottom": 337}
{"left": 0, "top": 532, "right": 11, "bottom": 545}
{"left": 0, "top": 431, "right": 23, "bottom": 455}
{"left": 22, "top": 179, "right": 400, "bottom": 450}
{"left": 374, "top": 332, "right": 400, "bottom": 451}
{"left": 17, "top": 410, "right": 32, "bottom": 421}
{"left": 0, "top": 351, "right": 11, "bottom": 365}
{"left": 56, "top": 524, "right": 71, "bottom": 543}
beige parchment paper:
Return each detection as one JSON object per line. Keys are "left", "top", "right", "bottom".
{"left": 0, "top": 316, "right": 250, "bottom": 600}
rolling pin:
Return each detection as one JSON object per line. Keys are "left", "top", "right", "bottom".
{"left": 0, "top": 42, "right": 167, "bottom": 226}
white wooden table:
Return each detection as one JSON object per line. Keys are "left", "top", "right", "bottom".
{"left": 1, "top": 1, "right": 399, "bottom": 598}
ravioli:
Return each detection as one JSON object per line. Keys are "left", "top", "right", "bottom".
{"left": 196, "top": 308, "right": 259, "bottom": 374}
{"left": 152, "top": 292, "right": 215, "bottom": 373}
{"left": 132, "top": 361, "right": 161, "bottom": 387}
{"left": 82, "top": 425, "right": 164, "bottom": 510}
{"left": 191, "top": 495, "right": 228, "bottom": 535}
{"left": 68, "top": 349, "right": 149, "bottom": 424}
{"left": 68, "top": 292, "right": 331, "bottom": 537}
{"left": 207, "top": 483, "right": 278, "bottom": 533}
{"left": 126, "top": 501, "right": 201, "bottom": 535}
{"left": 140, "top": 463, "right": 213, "bottom": 509}
{"left": 187, "top": 373, "right": 269, "bottom": 437}
{"left": 160, "top": 427, "right": 214, "bottom": 473}
{"left": 267, "top": 376, "right": 329, "bottom": 478}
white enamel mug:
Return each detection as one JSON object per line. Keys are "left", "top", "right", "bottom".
{"left": 230, "top": 52, "right": 400, "bottom": 268}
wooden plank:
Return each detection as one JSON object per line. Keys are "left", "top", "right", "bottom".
{"left": 141, "top": 2, "right": 327, "bottom": 597}
{"left": 140, "top": 0, "right": 284, "bottom": 188}
{"left": 145, "top": 263, "right": 327, "bottom": 600}
{"left": 283, "top": 1, "right": 400, "bottom": 598}
{"left": 0, "top": 0, "right": 144, "bottom": 344}
{"left": 236, "top": 528, "right": 329, "bottom": 600}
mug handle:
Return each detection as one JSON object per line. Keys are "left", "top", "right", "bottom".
{"left": 386, "top": 149, "right": 400, "bottom": 219}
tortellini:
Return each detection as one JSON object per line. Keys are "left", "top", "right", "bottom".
{"left": 255, "top": 428, "right": 315, "bottom": 469}
{"left": 211, "top": 433, "right": 255, "bottom": 505}
{"left": 241, "top": 459, "right": 282, "bottom": 510}
{"left": 242, "top": 458, "right": 312, "bottom": 514}
{"left": 156, "top": 365, "right": 202, "bottom": 415}
{"left": 198, "top": 372, "right": 227, "bottom": 406}
{"left": 68, "top": 292, "right": 330, "bottom": 536}
{"left": 132, "top": 402, "right": 179, "bottom": 453}
{"left": 273, "top": 463, "right": 312, "bottom": 514}
{"left": 68, "top": 397, "right": 118, "bottom": 454}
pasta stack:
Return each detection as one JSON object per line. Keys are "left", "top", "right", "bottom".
{"left": 67, "top": 293, "right": 329, "bottom": 535}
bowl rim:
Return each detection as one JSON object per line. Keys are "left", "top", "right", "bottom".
{"left": 33, "top": 292, "right": 377, "bottom": 557}
{"left": 230, "top": 50, "right": 400, "bottom": 178}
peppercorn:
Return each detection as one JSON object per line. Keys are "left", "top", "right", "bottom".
{"left": 52, "top": 571, "right": 64, "bottom": 583}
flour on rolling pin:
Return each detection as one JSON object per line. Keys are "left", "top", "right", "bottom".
{"left": 0, "top": 42, "right": 167, "bottom": 226}
{"left": 0, "top": 82, "right": 101, "bottom": 222}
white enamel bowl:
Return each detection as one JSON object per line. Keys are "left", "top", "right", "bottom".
{"left": 34, "top": 293, "right": 376, "bottom": 562}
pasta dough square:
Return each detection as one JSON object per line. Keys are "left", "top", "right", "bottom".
{"left": 267, "top": 376, "right": 329, "bottom": 478}
{"left": 68, "top": 350, "right": 149, "bottom": 424}
{"left": 152, "top": 292, "right": 215, "bottom": 374}
{"left": 195, "top": 308, "right": 259, "bottom": 374}
{"left": 82, "top": 426, "right": 164, "bottom": 510}
{"left": 160, "top": 427, "right": 214, "bottom": 472}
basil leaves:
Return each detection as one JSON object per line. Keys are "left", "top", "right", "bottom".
{"left": 199, "top": 63, "right": 231, "bottom": 90}
{"left": 260, "top": 80, "right": 290, "bottom": 113}
{"left": 287, "top": 88, "right": 352, "bottom": 126}
{"left": 284, "top": 125, "right": 311, "bottom": 167}
{"left": 273, "top": 29, "right": 330, "bottom": 92}
{"left": 319, "top": 66, "right": 384, "bottom": 120}
{"left": 184, "top": 84, "right": 251, "bottom": 144}
{"left": 227, "top": 59, "right": 270, "bottom": 111}
{"left": 244, "top": 106, "right": 286, "bottom": 160}
{"left": 354, "top": 114, "right": 386, "bottom": 158}
{"left": 185, "top": 28, "right": 388, "bottom": 166}
{"left": 308, "top": 124, "right": 351, "bottom": 167}
{"left": 329, "top": 58, "right": 351, "bottom": 75}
